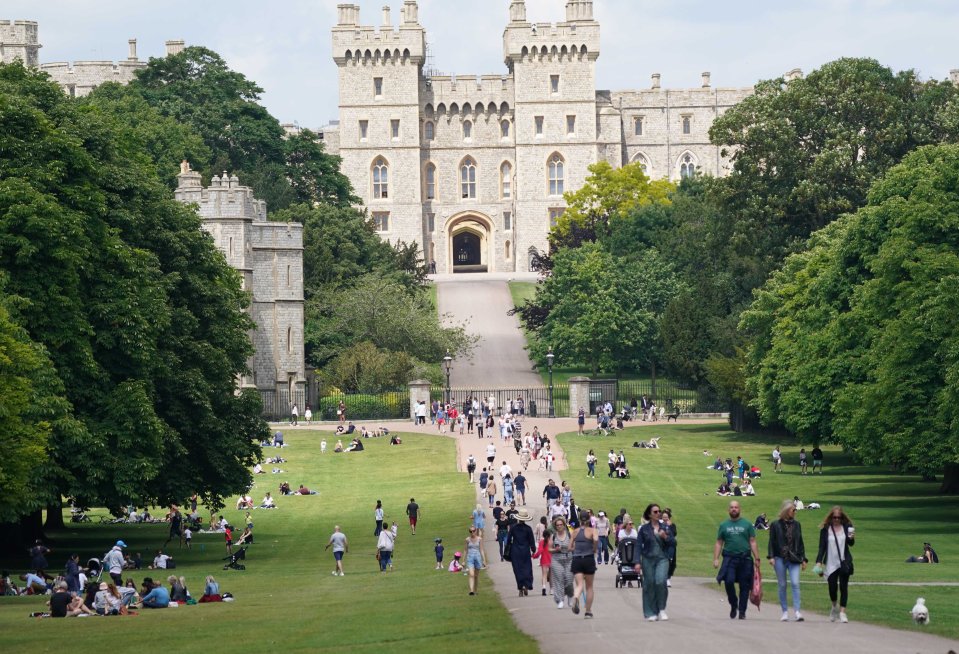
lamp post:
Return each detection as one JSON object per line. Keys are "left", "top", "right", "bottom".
{"left": 443, "top": 350, "right": 453, "bottom": 406}
{"left": 546, "top": 349, "right": 555, "bottom": 418}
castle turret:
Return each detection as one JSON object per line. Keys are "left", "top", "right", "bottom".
{"left": 0, "top": 20, "right": 40, "bottom": 67}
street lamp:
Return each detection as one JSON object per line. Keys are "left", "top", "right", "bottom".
{"left": 546, "top": 349, "right": 555, "bottom": 418}
{"left": 443, "top": 350, "right": 453, "bottom": 406}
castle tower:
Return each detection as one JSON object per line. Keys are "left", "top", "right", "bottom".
{"left": 175, "top": 162, "right": 305, "bottom": 399}
{"left": 332, "top": 3, "right": 426, "bottom": 259}
{"left": 0, "top": 20, "right": 40, "bottom": 67}
{"left": 504, "top": 0, "right": 600, "bottom": 266}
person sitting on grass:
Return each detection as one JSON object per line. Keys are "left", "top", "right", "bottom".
{"left": 279, "top": 482, "right": 292, "bottom": 496}
{"left": 252, "top": 463, "right": 265, "bottom": 475}
{"left": 49, "top": 580, "right": 95, "bottom": 617}
{"left": 19, "top": 571, "right": 49, "bottom": 595}
{"left": 754, "top": 513, "right": 770, "bottom": 530}
{"left": 168, "top": 575, "right": 188, "bottom": 602}
{"left": 717, "top": 482, "right": 732, "bottom": 496}
{"left": 236, "top": 526, "right": 254, "bottom": 546}
{"left": 741, "top": 478, "right": 756, "bottom": 496}
{"left": 297, "top": 484, "right": 317, "bottom": 495}
{"left": 390, "top": 434, "right": 402, "bottom": 445}
{"left": 93, "top": 582, "right": 122, "bottom": 615}
{"left": 260, "top": 492, "right": 276, "bottom": 508}
{"left": 199, "top": 575, "right": 222, "bottom": 602}
{"left": 334, "top": 440, "right": 344, "bottom": 453}
{"left": 140, "top": 579, "right": 170, "bottom": 608}
{"left": 150, "top": 550, "right": 172, "bottom": 570}
{"left": 906, "top": 542, "right": 939, "bottom": 563}
{"left": 448, "top": 551, "right": 463, "bottom": 573}
{"left": 345, "top": 437, "right": 364, "bottom": 452}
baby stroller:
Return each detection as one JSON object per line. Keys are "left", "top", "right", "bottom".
{"left": 614, "top": 538, "right": 642, "bottom": 588}
{"left": 87, "top": 557, "right": 103, "bottom": 582}
{"left": 223, "top": 547, "right": 247, "bottom": 571}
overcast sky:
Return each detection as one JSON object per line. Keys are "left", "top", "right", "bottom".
{"left": 7, "top": 0, "right": 957, "bottom": 127}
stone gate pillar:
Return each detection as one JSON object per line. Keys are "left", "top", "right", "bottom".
{"left": 568, "top": 376, "right": 591, "bottom": 418}
{"left": 408, "top": 379, "right": 432, "bottom": 422}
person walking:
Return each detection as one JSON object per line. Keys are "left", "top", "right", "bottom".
{"left": 595, "top": 511, "right": 611, "bottom": 565}
{"left": 102, "top": 540, "right": 127, "bottom": 587}
{"left": 304, "top": 404, "right": 312, "bottom": 425}
{"left": 549, "top": 516, "right": 574, "bottom": 610}
{"left": 507, "top": 509, "right": 537, "bottom": 596}
{"left": 325, "top": 525, "right": 349, "bottom": 576}
{"left": 373, "top": 500, "right": 384, "bottom": 536}
{"left": 768, "top": 499, "right": 807, "bottom": 621}
{"left": 811, "top": 446, "right": 824, "bottom": 474}
{"left": 466, "top": 455, "right": 477, "bottom": 483}
{"left": 406, "top": 498, "right": 420, "bottom": 536}
{"left": 586, "top": 450, "right": 596, "bottom": 478}
{"left": 577, "top": 407, "right": 586, "bottom": 435}
{"left": 532, "top": 523, "right": 553, "bottom": 596}
{"left": 772, "top": 445, "right": 783, "bottom": 472}
{"left": 337, "top": 400, "right": 347, "bottom": 424}
{"left": 514, "top": 472, "right": 527, "bottom": 506}
{"left": 662, "top": 508, "right": 677, "bottom": 587}
{"left": 290, "top": 403, "right": 298, "bottom": 426}
{"left": 637, "top": 503, "right": 674, "bottom": 621}
{"left": 815, "top": 505, "right": 855, "bottom": 623}
{"left": 503, "top": 474, "right": 514, "bottom": 505}
{"left": 485, "top": 477, "right": 497, "bottom": 508}
{"left": 471, "top": 503, "right": 486, "bottom": 539}
{"left": 465, "top": 525, "right": 486, "bottom": 595}
{"left": 376, "top": 520, "right": 397, "bottom": 572}
{"left": 713, "top": 500, "right": 761, "bottom": 619}
{"left": 569, "top": 509, "right": 598, "bottom": 618}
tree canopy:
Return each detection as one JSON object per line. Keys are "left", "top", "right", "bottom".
{"left": 741, "top": 144, "right": 959, "bottom": 485}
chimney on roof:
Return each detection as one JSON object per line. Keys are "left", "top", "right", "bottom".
{"left": 382, "top": 5, "right": 391, "bottom": 27}
{"left": 701, "top": 71, "right": 711, "bottom": 88}
{"left": 165, "top": 39, "right": 185, "bottom": 56}
{"left": 128, "top": 39, "right": 138, "bottom": 61}
{"left": 651, "top": 73, "right": 661, "bottom": 90}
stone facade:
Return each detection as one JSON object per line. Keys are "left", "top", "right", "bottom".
{"left": 0, "top": 20, "right": 40, "bottom": 67}
{"left": 174, "top": 164, "right": 306, "bottom": 396}
{"left": 329, "top": 1, "right": 757, "bottom": 273}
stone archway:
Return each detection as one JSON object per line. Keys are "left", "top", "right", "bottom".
{"left": 447, "top": 213, "right": 493, "bottom": 273}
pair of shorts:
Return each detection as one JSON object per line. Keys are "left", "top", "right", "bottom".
{"left": 571, "top": 556, "right": 597, "bottom": 575}
{"left": 333, "top": 551, "right": 344, "bottom": 561}
{"left": 467, "top": 551, "right": 483, "bottom": 570}
{"left": 409, "top": 517, "right": 418, "bottom": 527}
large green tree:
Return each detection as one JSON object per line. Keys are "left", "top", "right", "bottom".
{"left": 741, "top": 144, "right": 959, "bottom": 490}
{"left": 0, "top": 62, "right": 265, "bottom": 527}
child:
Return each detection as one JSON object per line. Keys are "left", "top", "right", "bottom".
{"left": 448, "top": 551, "right": 463, "bottom": 573}
{"left": 434, "top": 538, "right": 445, "bottom": 570}
{"left": 183, "top": 527, "right": 192, "bottom": 549}
{"left": 321, "top": 439, "right": 327, "bottom": 453}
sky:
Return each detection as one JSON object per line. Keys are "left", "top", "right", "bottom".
{"left": 6, "top": 0, "right": 957, "bottom": 128}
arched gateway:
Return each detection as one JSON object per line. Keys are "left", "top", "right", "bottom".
{"left": 447, "top": 213, "right": 493, "bottom": 273}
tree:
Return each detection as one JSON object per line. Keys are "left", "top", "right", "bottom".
{"left": 549, "top": 160, "right": 673, "bottom": 251}
{"left": 741, "top": 144, "right": 959, "bottom": 489}
{"left": 711, "top": 58, "right": 958, "bottom": 262}
{"left": 284, "top": 129, "right": 359, "bottom": 208}
{"left": 0, "top": 62, "right": 266, "bottom": 529}
{"left": 530, "top": 243, "right": 682, "bottom": 376}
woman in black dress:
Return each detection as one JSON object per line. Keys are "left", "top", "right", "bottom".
{"left": 506, "top": 509, "right": 537, "bottom": 596}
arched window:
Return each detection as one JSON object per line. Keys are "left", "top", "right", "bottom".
{"left": 424, "top": 121, "right": 434, "bottom": 141}
{"left": 548, "top": 153, "right": 564, "bottom": 196}
{"left": 631, "top": 152, "right": 650, "bottom": 175}
{"left": 425, "top": 162, "right": 436, "bottom": 200}
{"left": 500, "top": 161, "right": 512, "bottom": 199}
{"left": 679, "top": 153, "right": 696, "bottom": 179}
{"left": 463, "top": 120, "right": 473, "bottom": 140}
{"left": 372, "top": 157, "right": 389, "bottom": 199}
{"left": 461, "top": 157, "right": 477, "bottom": 199}
{"left": 501, "top": 120, "right": 510, "bottom": 138}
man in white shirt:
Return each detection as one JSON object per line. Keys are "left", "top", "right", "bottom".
{"left": 499, "top": 461, "right": 512, "bottom": 479}
{"left": 548, "top": 497, "right": 567, "bottom": 522}
{"left": 486, "top": 443, "right": 496, "bottom": 465}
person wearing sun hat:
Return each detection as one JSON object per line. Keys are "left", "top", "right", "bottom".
{"left": 103, "top": 540, "right": 127, "bottom": 587}
{"left": 506, "top": 509, "right": 537, "bottom": 596}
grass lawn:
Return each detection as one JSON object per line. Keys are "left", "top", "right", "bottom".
{"left": 556, "top": 422, "right": 959, "bottom": 639}
{"left": 0, "top": 432, "right": 537, "bottom": 654}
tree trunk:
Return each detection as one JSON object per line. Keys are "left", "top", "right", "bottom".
{"left": 44, "top": 502, "right": 65, "bottom": 530}
{"left": 940, "top": 463, "right": 959, "bottom": 494}
{"left": 1, "top": 510, "right": 47, "bottom": 553}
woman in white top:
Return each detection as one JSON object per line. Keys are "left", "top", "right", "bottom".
{"left": 814, "top": 505, "right": 855, "bottom": 623}
{"left": 374, "top": 500, "right": 384, "bottom": 536}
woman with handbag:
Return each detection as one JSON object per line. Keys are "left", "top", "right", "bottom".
{"left": 814, "top": 505, "right": 855, "bottom": 623}
{"left": 767, "top": 499, "right": 807, "bottom": 622}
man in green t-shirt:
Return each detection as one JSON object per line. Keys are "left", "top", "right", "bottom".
{"left": 713, "top": 501, "right": 760, "bottom": 619}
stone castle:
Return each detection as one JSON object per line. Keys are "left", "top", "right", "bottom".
{"left": 329, "top": 0, "right": 758, "bottom": 273}
{"left": 175, "top": 163, "right": 306, "bottom": 401}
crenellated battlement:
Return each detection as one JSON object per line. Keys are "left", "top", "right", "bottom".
{"left": 503, "top": 2, "right": 600, "bottom": 67}
{"left": 40, "top": 58, "right": 146, "bottom": 97}
{"left": 0, "top": 19, "right": 40, "bottom": 66}
{"left": 332, "top": 2, "right": 425, "bottom": 65}
{"left": 421, "top": 74, "right": 514, "bottom": 115}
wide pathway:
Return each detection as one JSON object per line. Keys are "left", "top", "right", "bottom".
{"left": 295, "top": 418, "right": 959, "bottom": 653}
{"left": 434, "top": 275, "right": 542, "bottom": 388}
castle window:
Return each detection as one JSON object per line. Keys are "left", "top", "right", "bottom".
{"left": 505, "top": 240, "right": 512, "bottom": 260}
{"left": 287, "top": 326, "right": 293, "bottom": 353}
{"left": 460, "top": 157, "right": 477, "bottom": 199}
{"left": 391, "top": 119, "right": 400, "bottom": 140}
{"left": 372, "top": 157, "right": 389, "bottom": 199}
{"left": 632, "top": 152, "right": 650, "bottom": 174}
{"left": 504, "top": 211, "right": 512, "bottom": 231}
{"left": 501, "top": 120, "right": 510, "bottom": 138}
{"left": 374, "top": 77, "right": 383, "bottom": 98}
{"left": 463, "top": 120, "right": 473, "bottom": 140}
{"left": 425, "top": 163, "right": 436, "bottom": 200}
{"left": 286, "top": 264, "right": 291, "bottom": 287}
{"left": 427, "top": 213, "right": 436, "bottom": 232}
{"left": 682, "top": 115, "right": 691, "bottom": 135}
{"left": 549, "top": 207, "right": 565, "bottom": 228}
{"left": 548, "top": 153, "right": 565, "bottom": 196}
{"left": 634, "top": 117, "right": 644, "bottom": 136}
{"left": 425, "top": 121, "right": 435, "bottom": 141}
{"left": 566, "top": 115, "right": 576, "bottom": 136}
{"left": 680, "top": 154, "right": 696, "bottom": 179}
{"left": 535, "top": 116, "right": 544, "bottom": 136}
{"left": 501, "top": 162, "right": 512, "bottom": 199}
{"left": 372, "top": 211, "right": 390, "bottom": 232}
{"left": 359, "top": 120, "right": 369, "bottom": 141}
{"left": 229, "top": 237, "right": 234, "bottom": 255}
{"left": 550, "top": 75, "right": 560, "bottom": 94}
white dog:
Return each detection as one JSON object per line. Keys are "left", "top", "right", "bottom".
{"left": 910, "top": 597, "right": 930, "bottom": 625}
